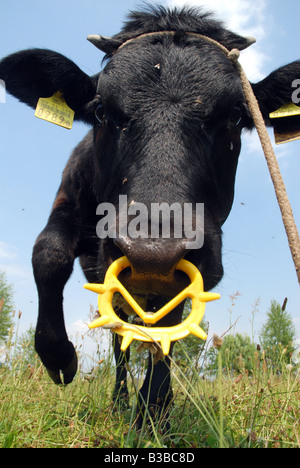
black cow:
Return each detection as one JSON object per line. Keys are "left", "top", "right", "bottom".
{"left": 1, "top": 5, "right": 299, "bottom": 429}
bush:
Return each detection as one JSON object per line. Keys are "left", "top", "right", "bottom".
{"left": 0, "top": 271, "right": 14, "bottom": 343}
{"left": 206, "top": 333, "right": 257, "bottom": 375}
{"left": 260, "top": 300, "right": 296, "bottom": 372}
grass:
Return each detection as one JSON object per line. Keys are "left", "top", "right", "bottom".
{"left": 0, "top": 329, "right": 299, "bottom": 449}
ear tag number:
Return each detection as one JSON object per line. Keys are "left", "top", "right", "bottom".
{"left": 269, "top": 102, "right": 300, "bottom": 119}
{"left": 35, "top": 91, "right": 75, "bottom": 129}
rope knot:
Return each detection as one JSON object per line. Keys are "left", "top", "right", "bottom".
{"left": 228, "top": 48, "right": 240, "bottom": 63}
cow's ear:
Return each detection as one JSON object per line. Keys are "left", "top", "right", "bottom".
{"left": 0, "top": 49, "right": 98, "bottom": 124}
{"left": 249, "top": 61, "right": 300, "bottom": 127}
{"left": 217, "top": 30, "right": 256, "bottom": 51}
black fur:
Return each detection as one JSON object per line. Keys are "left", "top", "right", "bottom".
{"left": 0, "top": 5, "right": 299, "bottom": 429}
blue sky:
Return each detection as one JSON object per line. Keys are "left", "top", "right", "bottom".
{"left": 0, "top": 0, "right": 299, "bottom": 353}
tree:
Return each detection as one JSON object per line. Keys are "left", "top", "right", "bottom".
{"left": 14, "top": 325, "right": 37, "bottom": 366}
{"left": 260, "top": 300, "right": 296, "bottom": 370}
{"left": 206, "top": 333, "right": 256, "bottom": 375}
{"left": 0, "top": 271, "right": 14, "bottom": 342}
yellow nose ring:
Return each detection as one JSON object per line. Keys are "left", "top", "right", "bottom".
{"left": 84, "top": 256, "right": 220, "bottom": 355}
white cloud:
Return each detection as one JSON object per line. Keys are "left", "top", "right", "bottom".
{"left": 68, "top": 319, "right": 89, "bottom": 336}
{"left": 67, "top": 319, "right": 111, "bottom": 370}
{"left": 0, "top": 241, "right": 17, "bottom": 260}
{"left": 166, "top": 0, "right": 267, "bottom": 36}
{"left": 0, "top": 241, "right": 31, "bottom": 280}
{"left": 243, "top": 128, "right": 293, "bottom": 161}
{"left": 166, "top": 0, "right": 270, "bottom": 80}
{"left": 0, "top": 264, "right": 31, "bottom": 279}
{"left": 67, "top": 319, "right": 109, "bottom": 349}
{"left": 239, "top": 47, "right": 268, "bottom": 82}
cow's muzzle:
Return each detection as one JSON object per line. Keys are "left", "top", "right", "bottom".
{"left": 113, "top": 236, "right": 190, "bottom": 297}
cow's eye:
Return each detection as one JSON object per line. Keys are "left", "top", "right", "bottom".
{"left": 231, "top": 105, "right": 243, "bottom": 126}
{"left": 95, "top": 103, "right": 105, "bottom": 124}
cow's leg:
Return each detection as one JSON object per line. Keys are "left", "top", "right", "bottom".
{"left": 112, "top": 316, "right": 130, "bottom": 406}
{"left": 136, "top": 299, "right": 184, "bottom": 431}
{"left": 137, "top": 350, "right": 174, "bottom": 431}
{"left": 32, "top": 207, "right": 81, "bottom": 385}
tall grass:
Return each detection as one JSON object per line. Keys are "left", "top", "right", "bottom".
{"left": 0, "top": 315, "right": 299, "bottom": 448}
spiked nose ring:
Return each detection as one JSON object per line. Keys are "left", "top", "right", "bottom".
{"left": 84, "top": 256, "right": 220, "bottom": 355}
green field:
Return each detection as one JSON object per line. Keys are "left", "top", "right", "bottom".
{"left": 1, "top": 331, "right": 299, "bottom": 449}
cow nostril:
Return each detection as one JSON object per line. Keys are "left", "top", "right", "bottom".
{"left": 102, "top": 237, "right": 125, "bottom": 264}
{"left": 113, "top": 235, "right": 132, "bottom": 258}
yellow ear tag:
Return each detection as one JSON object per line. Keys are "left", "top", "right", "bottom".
{"left": 84, "top": 256, "right": 220, "bottom": 355}
{"left": 269, "top": 102, "right": 300, "bottom": 144}
{"left": 35, "top": 91, "right": 75, "bottom": 129}
{"left": 269, "top": 102, "right": 300, "bottom": 119}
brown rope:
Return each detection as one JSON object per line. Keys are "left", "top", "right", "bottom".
{"left": 228, "top": 50, "right": 300, "bottom": 285}
{"left": 118, "top": 31, "right": 300, "bottom": 284}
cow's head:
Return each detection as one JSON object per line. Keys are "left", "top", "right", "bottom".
{"left": 89, "top": 12, "right": 255, "bottom": 294}
{"left": 1, "top": 6, "right": 299, "bottom": 296}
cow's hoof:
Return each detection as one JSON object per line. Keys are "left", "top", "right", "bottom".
{"left": 46, "top": 351, "right": 78, "bottom": 385}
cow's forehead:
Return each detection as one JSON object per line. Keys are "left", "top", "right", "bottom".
{"left": 98, "top": 39, "right": 243, "bottom": 119}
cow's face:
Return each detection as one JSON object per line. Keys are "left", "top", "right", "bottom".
{"left": 1, "top": 7, "right": 297, "bottom": 297}
{"left": 94, "top": 34, "right": 245, "bottom": 293}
